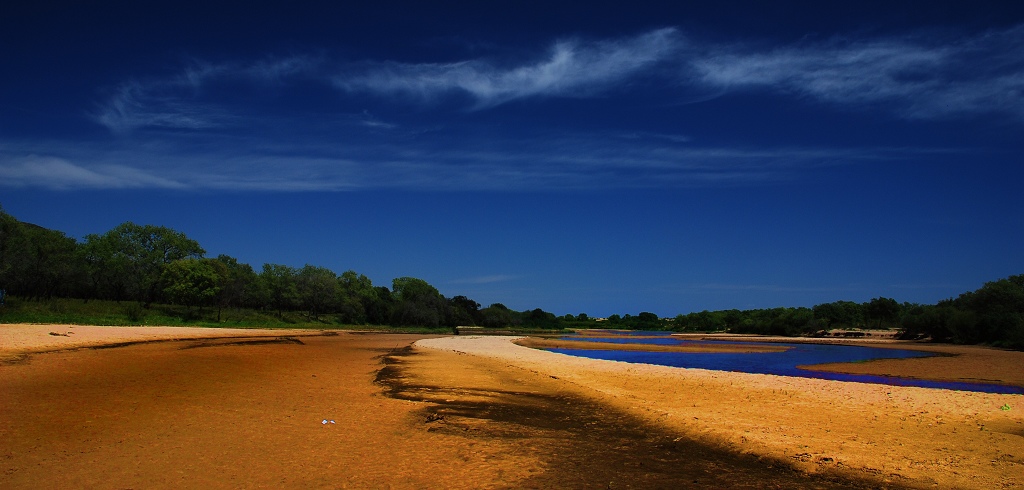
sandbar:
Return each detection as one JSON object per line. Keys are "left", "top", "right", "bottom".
{"left": 418, "top": 335, "right": 1024, "bottom": 489}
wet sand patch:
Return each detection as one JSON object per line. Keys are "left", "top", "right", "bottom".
{"left": 803, "top": 343, "right": 1024, "bottom": 389}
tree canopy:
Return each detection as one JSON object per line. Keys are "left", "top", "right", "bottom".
{"left": 161, "top": 259, "right": 220, "bottom": 310}
{"left": 81, "top": 222, "right": 204, "bottom": 304}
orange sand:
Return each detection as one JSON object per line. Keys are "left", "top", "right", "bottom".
{"left": 3, "top": 324, "right": 1022, "bottom": 488}
{"left": 419, "top": 336, "right": 1024, "bottom": 489}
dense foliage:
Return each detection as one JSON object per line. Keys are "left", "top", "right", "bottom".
{"left": 1, "top": 206, "right": 1021, "bottom": 348}
{"left": 0, "top": 207, "right": 565, "bottom": 330}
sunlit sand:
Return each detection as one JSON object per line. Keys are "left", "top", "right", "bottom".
{"left": 2, "top": 325, "right": 1021, "bottom": 488}
{"left": 419, "top": 335, "right": 1024, "bottom": 488}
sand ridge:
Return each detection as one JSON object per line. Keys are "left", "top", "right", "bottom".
{"left": 417, "top": 336, "right": 1024, "bottom": 489}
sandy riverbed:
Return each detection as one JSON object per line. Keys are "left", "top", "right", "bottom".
{"left": 3, "top": 325, "right": 1022, "bottom": 488}
{"left": 417, "top": 336, "right": 1024, "bottom": 489}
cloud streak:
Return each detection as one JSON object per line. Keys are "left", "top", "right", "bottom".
{"left": 31, "top": 24, "right": 1023, "bottom": 192}
{"left": 0, "top": 132, "right": 932, "bottom": 192}
{"left": 333, "top": 28, "right": 680, "bottom": 108}
{"left": 690, "top": 25, "right": 1024, "bottom": 120}
{"left": 94, "top": 82, "right": 232, "bottom": 134}
{"left": 0, "top": 155, "right": 186, "bottom": 190}
{"left": 329, "top": 25, "right": 1024, "bottom": 118}
{"left": 90, "top": 25, "right": 1024, "bottom": 136}
{"left": 93, "top": 55, "right": 321, "bottom": 133}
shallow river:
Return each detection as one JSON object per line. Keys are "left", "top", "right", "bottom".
{"left": 549, "top": 332, "right": 1024, "bottom": 394}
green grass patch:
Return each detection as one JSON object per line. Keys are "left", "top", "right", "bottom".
{"left": 1, "top": 297, "right": 351, "bottom": 329}
{"left": 0, "top": 296, "right": 568, "bottom": 335}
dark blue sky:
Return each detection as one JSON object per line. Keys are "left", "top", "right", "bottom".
{"left": 2, "top": 1, "right": 1023, "bottom": 316}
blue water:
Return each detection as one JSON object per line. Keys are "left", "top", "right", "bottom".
{"left": 549, "top": 334, "right": 1024, "bottom": 394}
{"left": 580, "top": 330, "right": 671, "bottom": 336}
{"left": 563, "top": 335, "right": 683, "bottom": 346}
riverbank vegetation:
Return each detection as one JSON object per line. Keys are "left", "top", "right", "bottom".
{"left": 1, "top": 206, "right": 1021, "bottom": 348}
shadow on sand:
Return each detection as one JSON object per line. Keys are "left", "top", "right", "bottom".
{"left": 376, "top": 346, "right": 904, "bottom": 489}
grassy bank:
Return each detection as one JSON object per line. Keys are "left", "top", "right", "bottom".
{"left": 0, "top": 296, "right": 569, "bottom": 335}
{"left": 0, "top": 297, "right": 397, "bottom": 331}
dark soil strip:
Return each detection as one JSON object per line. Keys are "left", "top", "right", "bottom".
{"left": 6, "top": 331, "right": 334, "bottom": 359}
{"left": 376, "top": 347, "right": 906, "bottom": 490}
{"left": 0, "top": 353, "right": 30, "bottom": 366}
{"left": 178, "top": 336, "right": 306, "bottom": 349}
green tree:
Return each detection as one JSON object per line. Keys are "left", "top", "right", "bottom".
{"left": 0, "top": 207, "right": 18, "bottom": 279}
{"left": 24, "top": 225, "right": 81, "bottom": 299}
{"left": 366, "top": 286, "right": 394, "bottom": 325}
{"left": 212, "top": 255, "right": 259, "bottom": 320}
{"left": 672, "top": 313, "right": 691, "bottom": 331}
{"left": 813, "top": 301, "right": 864, "bottom": 329}
{"left": 900, "top": 304, "right": 955, "bottom": 341}
{"left": 634, "top": 311, "right": 661, "bottom": 330}
{"left": 161, "top": 258, "right": 221, "bottom": 311}
{"left": 79, "top": 230, "right": 127, "bottom": 300}
{"left": 865, "top": 297, "right": 900, "bottom": 329}
{"left": 390, "top": 277, "right": 445, "bottom": 327}
{"left": 337, "top": 271, "right": 396, "bottom": 325}
{"left": 296, "top": 265, "right": 338, "bottom": 321}
{"left": 81, "top": 222, "right": 204, "bottom": 304}
{"left": 522, "top": 308, "right": 559, "bottom": 328}
{"left": 950, "top": 275, "right": 1024, "bottom": 347}
{"left": 447, "top": 295, "right": 482, "bottom": 326}
{"left": 693, "top": 310, "right": 716, "bottom": 331}
{"left": 0, "top": 208, "right": 30, "bottom": 296}
{"left": 337, "top": 270, "right": 371, "bottom": 324}
{"left": 480, "top": 303, "right": 517, "bottom": 328}
{"left": 260, "top": 263, "right": 298, "bottom": 317}
{"left": 0, "top": 210, "right": 81, "bottom": 299}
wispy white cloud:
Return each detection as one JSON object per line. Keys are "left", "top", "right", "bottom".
{"left": 90, "top": 25, "right": 1024, "bottom": 136}
{"left": 0, "top": 131, "right": 936, "bottom": 192}
{"left": 48, "top": 25, "right": 1024, "bottom": 192}
{"left": 178, "top": 55, "right": 320, "bottom": 86}
{"left": 0, "top": 155, "right": 186, "bottom": 190}
{"left": 330, "top": 24, "right": 1024, "bottom": 118}
{"left": 93, "top": 55, "right": 321, "bottom": 133}
{"left": 689, "top": 25, "right": 1024, "bottom": 120}
{"left": 357, "top": 110, "right": 398, "bottom": 130}
{"left": 333, "top": 28, "right": 681, "bottom": 108}
{"left": 94, "top": 82, "right": 232, "bottom": 134}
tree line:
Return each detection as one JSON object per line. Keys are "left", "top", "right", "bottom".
{"left": 0, "top": 207, "right": 566, "bottom": 329}
{"left": 602, "top": 283, "right": 1022, "bottom": 349}
{"left": 606, "top": 283, "right": 1022, "bottom": 349}
{"left": 1, "top": 206, "right": 1021, "bottom": 347}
